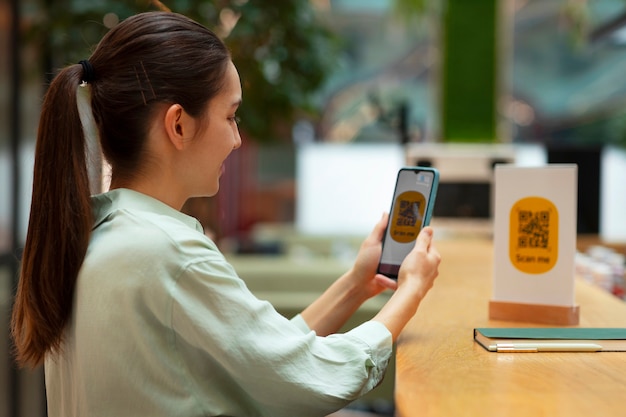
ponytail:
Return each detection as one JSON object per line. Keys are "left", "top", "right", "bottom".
{"left": 11, "top": 64, "right": 93, "bottom": 368}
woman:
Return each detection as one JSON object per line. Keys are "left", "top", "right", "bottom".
{"left": 11, "top": 11, "right": 440, "bottom": 417}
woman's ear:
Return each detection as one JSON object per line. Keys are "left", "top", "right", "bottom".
{"left": 163, "top": 104, "right": 193, "bottom": 150}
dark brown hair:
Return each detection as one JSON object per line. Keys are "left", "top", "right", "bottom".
{"left": 11, "top": 11, "right": 231, "bottom": 368}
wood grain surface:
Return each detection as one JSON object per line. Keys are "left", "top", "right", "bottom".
{"left": 395, "top": 237, "right": 626, "bottom": 417}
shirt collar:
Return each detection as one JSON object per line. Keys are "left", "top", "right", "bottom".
{"left": 91, "top": 188, "right": 204, "bottom": 233}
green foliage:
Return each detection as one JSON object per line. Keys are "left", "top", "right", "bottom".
{"left": 227, "top": 1, "right": 339, "bottom": 142}
{"left": 28, "top": 0, "right": 339, "bottom": 142}
{"left": 390, "top": 0, "right": 428, "bottom": 22}
{"left": 441, "top": 0, "right": 497, "bottom": 142}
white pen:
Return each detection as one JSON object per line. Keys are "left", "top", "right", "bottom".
{"left": 489, "top": 343, "right": 603, "bottom": 352}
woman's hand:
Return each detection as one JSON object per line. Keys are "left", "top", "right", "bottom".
{"left": 348, "top": 213, "right": 398, "bottom": 299}
{"left": 301, "top": 213, "right": 393, "bottom": 335}
{"left": 397, "top": 226, "right": 441, "bottom": 299}
{"left": 301, "top": 214, "right": 440, "bottom": 337}
{"left": 372, "top": 225, "right": 441, "bottom": 341}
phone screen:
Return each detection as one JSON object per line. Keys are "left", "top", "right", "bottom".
{"left": 377, "top": 167, "right": 439, "bottom": 279}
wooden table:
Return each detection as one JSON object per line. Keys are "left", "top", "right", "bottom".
{"left": 395, "top": 237, "right": 626, "bottom": 417}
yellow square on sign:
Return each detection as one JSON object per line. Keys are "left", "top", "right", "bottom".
{"left": 509, "top": 196, "right": 558, "bottom": 274}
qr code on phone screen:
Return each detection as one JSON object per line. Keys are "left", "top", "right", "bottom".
{"left": 517, "top": 210, "right": 550, "bottom": 249}
{"left": 396, "top": 200, "right": 421, "bottom": 227}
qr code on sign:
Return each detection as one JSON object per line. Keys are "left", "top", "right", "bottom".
{"left": 396, "top": 200, "right": 421, "bottom": 227}
{"left": 517, "top": 210, "right": 550, "bottom": 249}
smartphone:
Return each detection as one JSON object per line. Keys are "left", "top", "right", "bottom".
{"left": 377, "top": 167, "right": 439, "bottom": 279}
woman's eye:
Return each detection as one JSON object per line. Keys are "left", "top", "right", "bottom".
{"left": 229, "top": 116, "right": 241, "bottom": 125}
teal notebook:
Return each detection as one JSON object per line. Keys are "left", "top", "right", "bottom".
{"left": 474, "top": 328, "right": 626, "bottom": 352}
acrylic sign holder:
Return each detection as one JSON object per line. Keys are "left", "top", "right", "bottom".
{"left": 490, "top": 164, "right": 579, "bottom": 325}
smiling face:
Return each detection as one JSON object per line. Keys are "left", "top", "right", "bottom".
{"left": 185, "top": 61, "right": 242, "bottom": 197}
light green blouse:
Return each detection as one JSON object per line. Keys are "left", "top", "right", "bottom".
{"left": 45, "top": 188, "right": 392, "bottom": 417}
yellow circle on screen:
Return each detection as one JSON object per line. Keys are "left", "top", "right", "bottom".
{"left": 390, "top": 191, "right": 426, "bottom": 243}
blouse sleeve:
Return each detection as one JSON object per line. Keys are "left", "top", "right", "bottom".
{"left": 169, "top": 256, "right": 393, "bottom": 416}
{"left": 290, "top": 313, "right": 313, "bottom": 334}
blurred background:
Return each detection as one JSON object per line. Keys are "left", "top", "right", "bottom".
{"left": 2, "top": 0, "right": 626, "bottom": 416}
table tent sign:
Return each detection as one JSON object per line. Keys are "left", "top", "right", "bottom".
{"left": 490, "top": 164, "right": 580, "bottom": 325}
